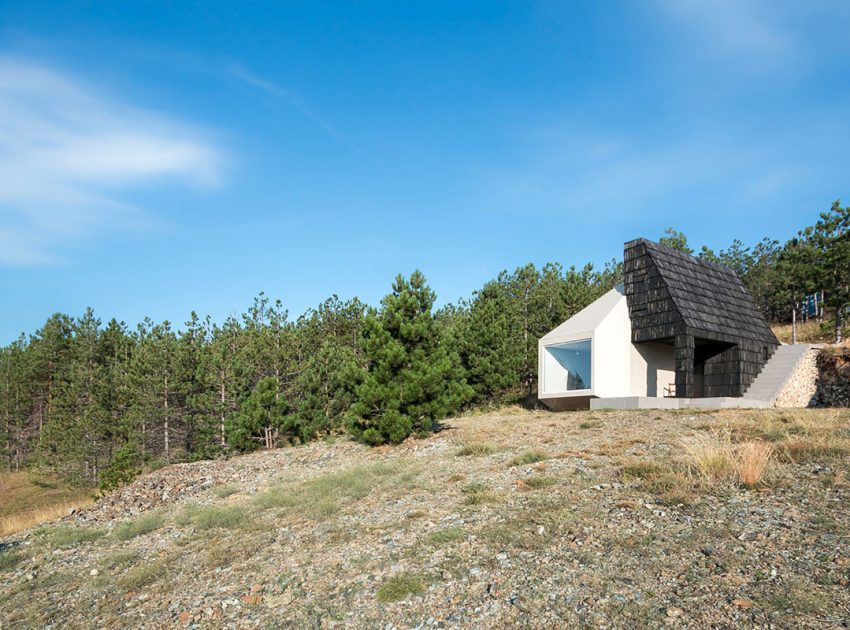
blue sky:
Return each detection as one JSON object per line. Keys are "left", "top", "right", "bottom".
{"left": 2, "top": 1, "right": 850, "bottom": 343}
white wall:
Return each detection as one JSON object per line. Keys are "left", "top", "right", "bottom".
{"left": 592, "top": 296, "right": 632, "bottom": 398}
{"left": 630, "top": 342, "right": 676, "bottom": 397}
{"left": 539, "top": 287, "right": 677, "bottom": 403}
{"left": 543, "top": 347, "right": 568, "bottom": 394}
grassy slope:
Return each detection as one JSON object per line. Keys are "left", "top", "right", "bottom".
{"left": 772, "top": 319, "right": 849, "bottom": 344}
{"left": 1, "top": 407, "right": 849, "bottom": 629}
{"left": 0, "top": 472, "right": 92, "bottom": 537}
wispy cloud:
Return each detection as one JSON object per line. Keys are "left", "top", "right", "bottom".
{"left": 0, "top": 56, "right": 222, "bottom": 266}
{"left": 226, "top": 63, "right": 338, "bottom": 138}
{"left": 654, "top": 0, "right": 850, "bottom": 75}
{"left": 656, "top": 0, "right": 794, "bottom": 59}
{"left": 477, "top": 118, "right": 846, "bottom": 230}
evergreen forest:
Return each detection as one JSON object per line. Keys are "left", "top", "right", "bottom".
{"left": 1, "top": 203, "right": 847, "bottom": 489}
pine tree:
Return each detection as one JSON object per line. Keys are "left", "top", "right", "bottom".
{"left": 294, "top": 340, "right": 360, "bottom": 440}
{"left": 658, "top": 227, "right": 693, "bottom": 254}
{"left": 130, "top": 319, "right": 186, "bottom": 464}
{"left": 0, "top": 337, "right": 33, "bottom": 471}
{"left": 99, "top": 318, "right": 137, "bottom": 485}
{"left": 460, "top": 280, "right": 522, "bottom": 401}
{"left": 195, "top": 317, "right": 247, "bottom": 455}
{"left": 811, "top": 201, "right": 850, "bottom": 342}
{"left": 227, "top": 376, "right": 292, "bottom": 450}
{"left": 348, "top": 271, "right": 472, "bottom": 445}
{"left": 29, "top": 314, "right": 73, "bottom": 447}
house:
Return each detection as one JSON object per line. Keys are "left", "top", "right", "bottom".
{"left": 538, "top": 239, "right": 816, "bottom": 410}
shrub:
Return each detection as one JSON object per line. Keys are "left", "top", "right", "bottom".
{"left": 376, "top": 573, "right": 425, "bottom": 603}
{"left": 113, "top": 512, "right": 164, "bottom": 541}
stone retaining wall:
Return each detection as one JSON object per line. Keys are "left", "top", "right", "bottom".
{"left": 814, "top": 345, "right": 850, "bottom": 407}
{"left": 774, "top": 348, "right": 820, "bottom": 408}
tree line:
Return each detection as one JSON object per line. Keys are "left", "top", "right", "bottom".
{"left": 0, "top": 202, "right": 846, "bottom": 488}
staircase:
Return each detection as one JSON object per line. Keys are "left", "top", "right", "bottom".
{"left": 742, "top": 344, "right": 817, "bottom": 404}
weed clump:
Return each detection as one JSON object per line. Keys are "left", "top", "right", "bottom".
{"left": 456, "top": 443, "right": 495, "bottom": 457}
{"left": 508, "top": 451, "right": 550, "bottom": 467}
{"left": 118, "top": 558, "right": 170, "bottom": 590}
{"left": 113, "top": 512, "right": 164, "bottom": 541}
{"left": 376, "top": 573, "right": 425, "bottom": 602}
{"left": 428, "top": 526, "right": 464, "bottom": 545}
{"left": 212, "top": 484, "right": 240, "bottom": 499}
{"left": 462, "top": 481, "right": 499, "bottom": 505}
{"left": 735, "top": 442, "right": 773, "bottom": 488}
{"left": 176, "top": 505, "right": 246, "bottom": 530}
{"left": 0, "top": 550, "right": 26, "bottom": 572}
{"left": 36, "top": 525, "right": 106, "bottom": 548}
{"left": 253, "top": 461, "right": 412, "bottom": 519}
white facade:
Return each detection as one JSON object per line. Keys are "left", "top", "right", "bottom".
{"left": 538, "top": 286, "right": 675, "bottom": 410}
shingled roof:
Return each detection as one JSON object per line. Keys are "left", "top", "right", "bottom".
{"left": 624, "top": 238, "right": 778, "bottom": 345}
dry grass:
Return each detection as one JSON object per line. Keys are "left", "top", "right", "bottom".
{"left": 481, "top": 499, "right": 576, "bottom": 550}
{"left": 461, "top": 481, "right": 500, "bottom": 505}
{"left": 0, "top": 472, "right": 93, "bottom": 537}
{"left": 252, "top": 461, "right": 414, "bottom": 520}
{"left": 0, "top": 500, "right": 93, "bottom": 538}
{"left": 681, "top": 432, "right": 734, "bottom": 482}
{"left": 776, "top": 437, "right": 850, "bottom": 463}
{"left": 112, "top": 512, "right": 164, "bottom": 541}
{"left": 118, "top": 556, "right": 172, "bottom": 590}
{"left": 376, "top": 573, "right": 426, "bottom": 602}
{"left": 772, "top": 319, "right": 848, "bottom": 344}
{"left": 427, "top": 526, "right": 465, "bottom": 545}
{"left": 681, "top": 431, "right": 774, "bottom": 488}
{"left": 456, "top": 442, "right": 495, "bottom": 457}
{"left": 508, "top": 450, "right": 550, "bottom": 467}
{"left": 34, "top": 525, "right": 106, "bottom": 548}
{"left": 579, "top": 419, "right": 603, "bottom": 430}
{"left": 735, "top": 442, "right": 774, "bottom": 488}
{"left": 176, "top": 504, "right": 247, "bottom": 531}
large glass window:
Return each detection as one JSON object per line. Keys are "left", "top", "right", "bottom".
{"left": 543, "top": 339, "right": 592, "bottom": 393}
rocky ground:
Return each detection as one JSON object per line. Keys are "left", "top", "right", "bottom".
{"left": 1, "top": 407, "right": 849, "bottom": 629}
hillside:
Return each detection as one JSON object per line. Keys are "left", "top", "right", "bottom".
{"left": 1, "top": 407, "right": 849, "bottom": 629}
{"left": 0, "top": 473, "right": 92, "bottom": 538}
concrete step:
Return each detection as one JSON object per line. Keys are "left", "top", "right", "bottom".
{"left": 742, "top": 344, "right": 816, "bottom": 403}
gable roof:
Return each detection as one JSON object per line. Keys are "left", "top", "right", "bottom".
{"left": 540, "top": 286, "right": 625, "bottom": 342}
{"left": 624, "top": 238, "right": 777, "bottom": 345}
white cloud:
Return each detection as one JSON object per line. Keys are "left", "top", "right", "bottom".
{"left": 226, "top": 63, "right": 338, "bottom": 138}
{"left": 657, "top": 0, "right": 794, "bottom": 58}
{"left": 654, "top": 0, "right": 850, "bottom": 75}
{"left": 0, "top": 56, "right": 222, "bottom": 266}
